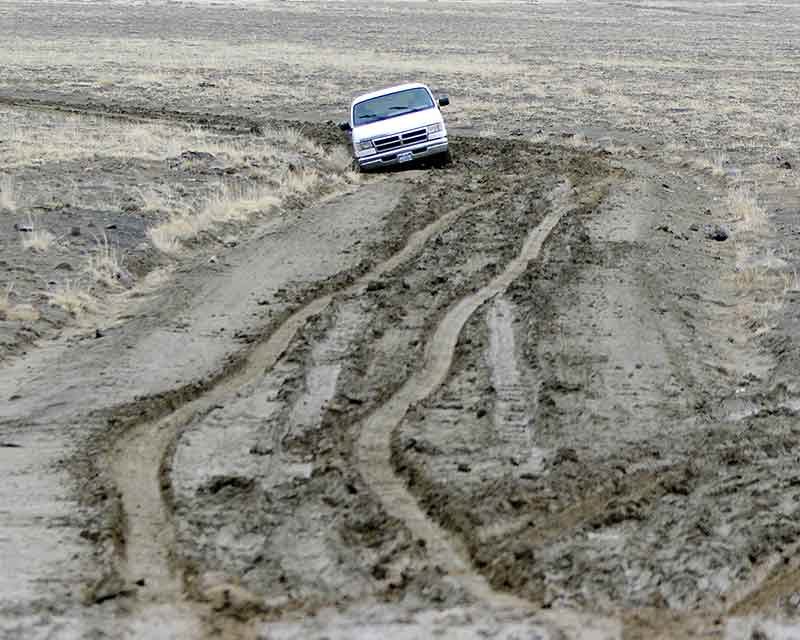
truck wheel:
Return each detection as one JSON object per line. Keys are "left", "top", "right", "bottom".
{"left": 434, "top": 149, "right": 452, "bottom": 168}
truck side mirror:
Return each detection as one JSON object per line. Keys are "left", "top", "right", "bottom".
{"left": 438, "top": 95, "right": 450, "bottom": 107}
{"left": 338, "top": 121, "right": 352, "bottom": 132}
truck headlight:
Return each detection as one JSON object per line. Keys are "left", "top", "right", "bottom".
{"left": 355, "top": 139, "right": 373, "bottom": 152}
{"left": 427, "top": 123, "right": 443, "bottom": 135}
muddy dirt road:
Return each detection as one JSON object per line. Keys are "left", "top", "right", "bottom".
{"left": 2, "top": 101, "right": 799, "bottom": 639}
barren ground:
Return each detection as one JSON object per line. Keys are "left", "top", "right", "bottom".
{"left": 3, "top": 1, "right": 800, "bottom": 639}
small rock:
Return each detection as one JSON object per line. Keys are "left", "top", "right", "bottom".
{"left": 780, "top": 160, "right": 793, "bottom": 170}
{"left": 457, "top": 462, "right": 471, "bottom": 473}
{"left": 55, "top": 262, "right": 73, "bottom": 271}
{"left": 703, "top": 224, "right": 729, "bottom": 241}
{"left": 249, "top": 443, "right": 274, "bottom": 456}
{"left": 689, "top": 223, "right": 699, "bottom": 232}
{"left": 366, "top": 280, "right": 386, "bottom": 292}
{"left": 553, "top": 447, "right": 580, "bottom": 465}
{"left": 115, "top": 270, "right": 135, "bottom": 288}
{"left": 14, "top": 223, "right": 33, "bottom": 233}
{"left": 208, "top": 255, "right": 218, "bottom": 264}
{"left": 180, "top": 150, "right": 216, "bottom": 162}
{"left": 105, "top": 223, "right": 117, "bottom": 230}
{"left": 70, "top": 226, "right": 81, "bottom": 236}
{"left": 95, "top": 328, "right": 104, "bottom": 339}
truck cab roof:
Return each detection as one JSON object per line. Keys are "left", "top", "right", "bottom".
{"left": 350, "top": 83, "right": 431, "bottom": 108}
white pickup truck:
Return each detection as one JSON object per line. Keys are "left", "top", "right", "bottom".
{"left": 339, "top": 83, "right": 450, "bottom": 171}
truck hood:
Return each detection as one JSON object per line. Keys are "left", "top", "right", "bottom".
{"left": 352, "top": 108, "right": 443, "bottom": 142}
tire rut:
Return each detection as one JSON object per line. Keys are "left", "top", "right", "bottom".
{"left": 107, "top": 194, "right": 505, "bottom": 619}
{"left": 354, "top": 182, "right": 573, "bottom": 610}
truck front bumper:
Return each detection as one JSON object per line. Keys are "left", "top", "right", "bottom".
{"left": 357, "top": 138, "right": 448, "bottom": 170}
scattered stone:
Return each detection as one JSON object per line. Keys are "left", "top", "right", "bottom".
{"left": 94, "top": 328, "right": 104, "bottom": 339}
{"left": 366, "top": 279, "right": 386, "bottom": 292}
{"left": 656, "top": 224, "right": 672, "bottom": 234}
{"left": 115, "top": 269, "right": 135, "bottom": 288}
{"left": 552, "top": 447, "right": 580, "bottom": 465}
{"left": 14, "top": 223, "right": 33, "bottom": 233}
{"left": 781, "top": 160, "right": 793, "bottom": 170}
{"left": 457, "top": 462, "right": 471, "bottom": 473}
{"left": 703, "top": 224, "right": 729, "bottom": 241}
{"left": 55, "top": 262, "right": 73, "bottom": 271}
{"left": 208, "top": 255, "right": 218, "bottom": 264}
{"left": 0, "top": 442, "right": 21, "bottom": 448}
{"left": 105, "top": 223, "right": 117, "bottom": 230}
{"left": 180, "top": 150, "right": 216, "bottom": 162}
{"left": 689, "top": 223, "right": 700, "bottom": 232}
{"left": 249, "top": 442, "right": 274, "bottom": 456}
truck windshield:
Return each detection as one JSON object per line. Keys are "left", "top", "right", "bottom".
{"left": 353, "top": 88, "right": 435, "bottom": 125}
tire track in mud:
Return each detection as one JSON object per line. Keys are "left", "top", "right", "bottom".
{"left": 486, "top": 296, "right": 544, "bottom": 473}
{"left": 108, "top": 194, "right": 505, "bottom": 613}
{"left": 354, "top": 183, "right": 573, "bottom": 609}
{"left": 0, "top": 94, "right": 265, "bottom": 133}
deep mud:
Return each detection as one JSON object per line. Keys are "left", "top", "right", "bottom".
{"left": 3, "top": 97, "right": 800, "bottom": 640}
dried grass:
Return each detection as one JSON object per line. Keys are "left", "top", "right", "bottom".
{"left": 86, "top": 234, "right": 125, "bottom": 288}
{"left": 43, "top": 280, "right": 95, "bottom": 316}
{"left": 6, "top": 304, "right": 40, "bottom": 322}
{"left": 148, "top": 182, "right": 281, "bottom": 253}
{"left": 0, "top": 284, "right": 40, "bottom": 322}
{"left": 727, "top": 185, "right": 767, "bottom": 231}
{"left": 0, "top": 283, "right": 12, "bottom": 318}
{"left": 21, "top": 227, "right": 56, "bottom": 252}
{"left": 0, "top": 175, "right": 16, "bottom": 211}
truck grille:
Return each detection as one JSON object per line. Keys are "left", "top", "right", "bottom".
{"left": 373, "top": 128, "right": 428, "bottom": 152}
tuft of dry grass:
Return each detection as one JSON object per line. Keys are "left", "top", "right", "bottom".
{"left": 148, "top": 182, "right": 281, "bottom": 253}
{"left": 689, "top": 151, "right": 728, "bottom": 176}
{"left": 86, "top": 234, "right": 125, "bottom": 288}
{"left": 6, "top": 304, "right": 40, "bottom": 322}
{"left": 279, "top": 168, "right": 321, "bottom": 198}
{"left": 43, "top": 280, "right": 95, "bottom": 316}
{"left": 727, "top": 185, "right": 767, "bottom": 231}
{"left": 0, "top": 283, "right": 39, "bottom": 321}
{"left": 0, "top": 175, "right": 15, "bottom": 211}
{"left": 21, "top": 226, "right": 56, "bottom": 252}
{"left": 0, "top": 283, "right": 12, "bottom": 318}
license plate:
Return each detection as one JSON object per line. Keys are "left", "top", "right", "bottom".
{"left": 397, "top": 151, "right": 414, "bottom": 163}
